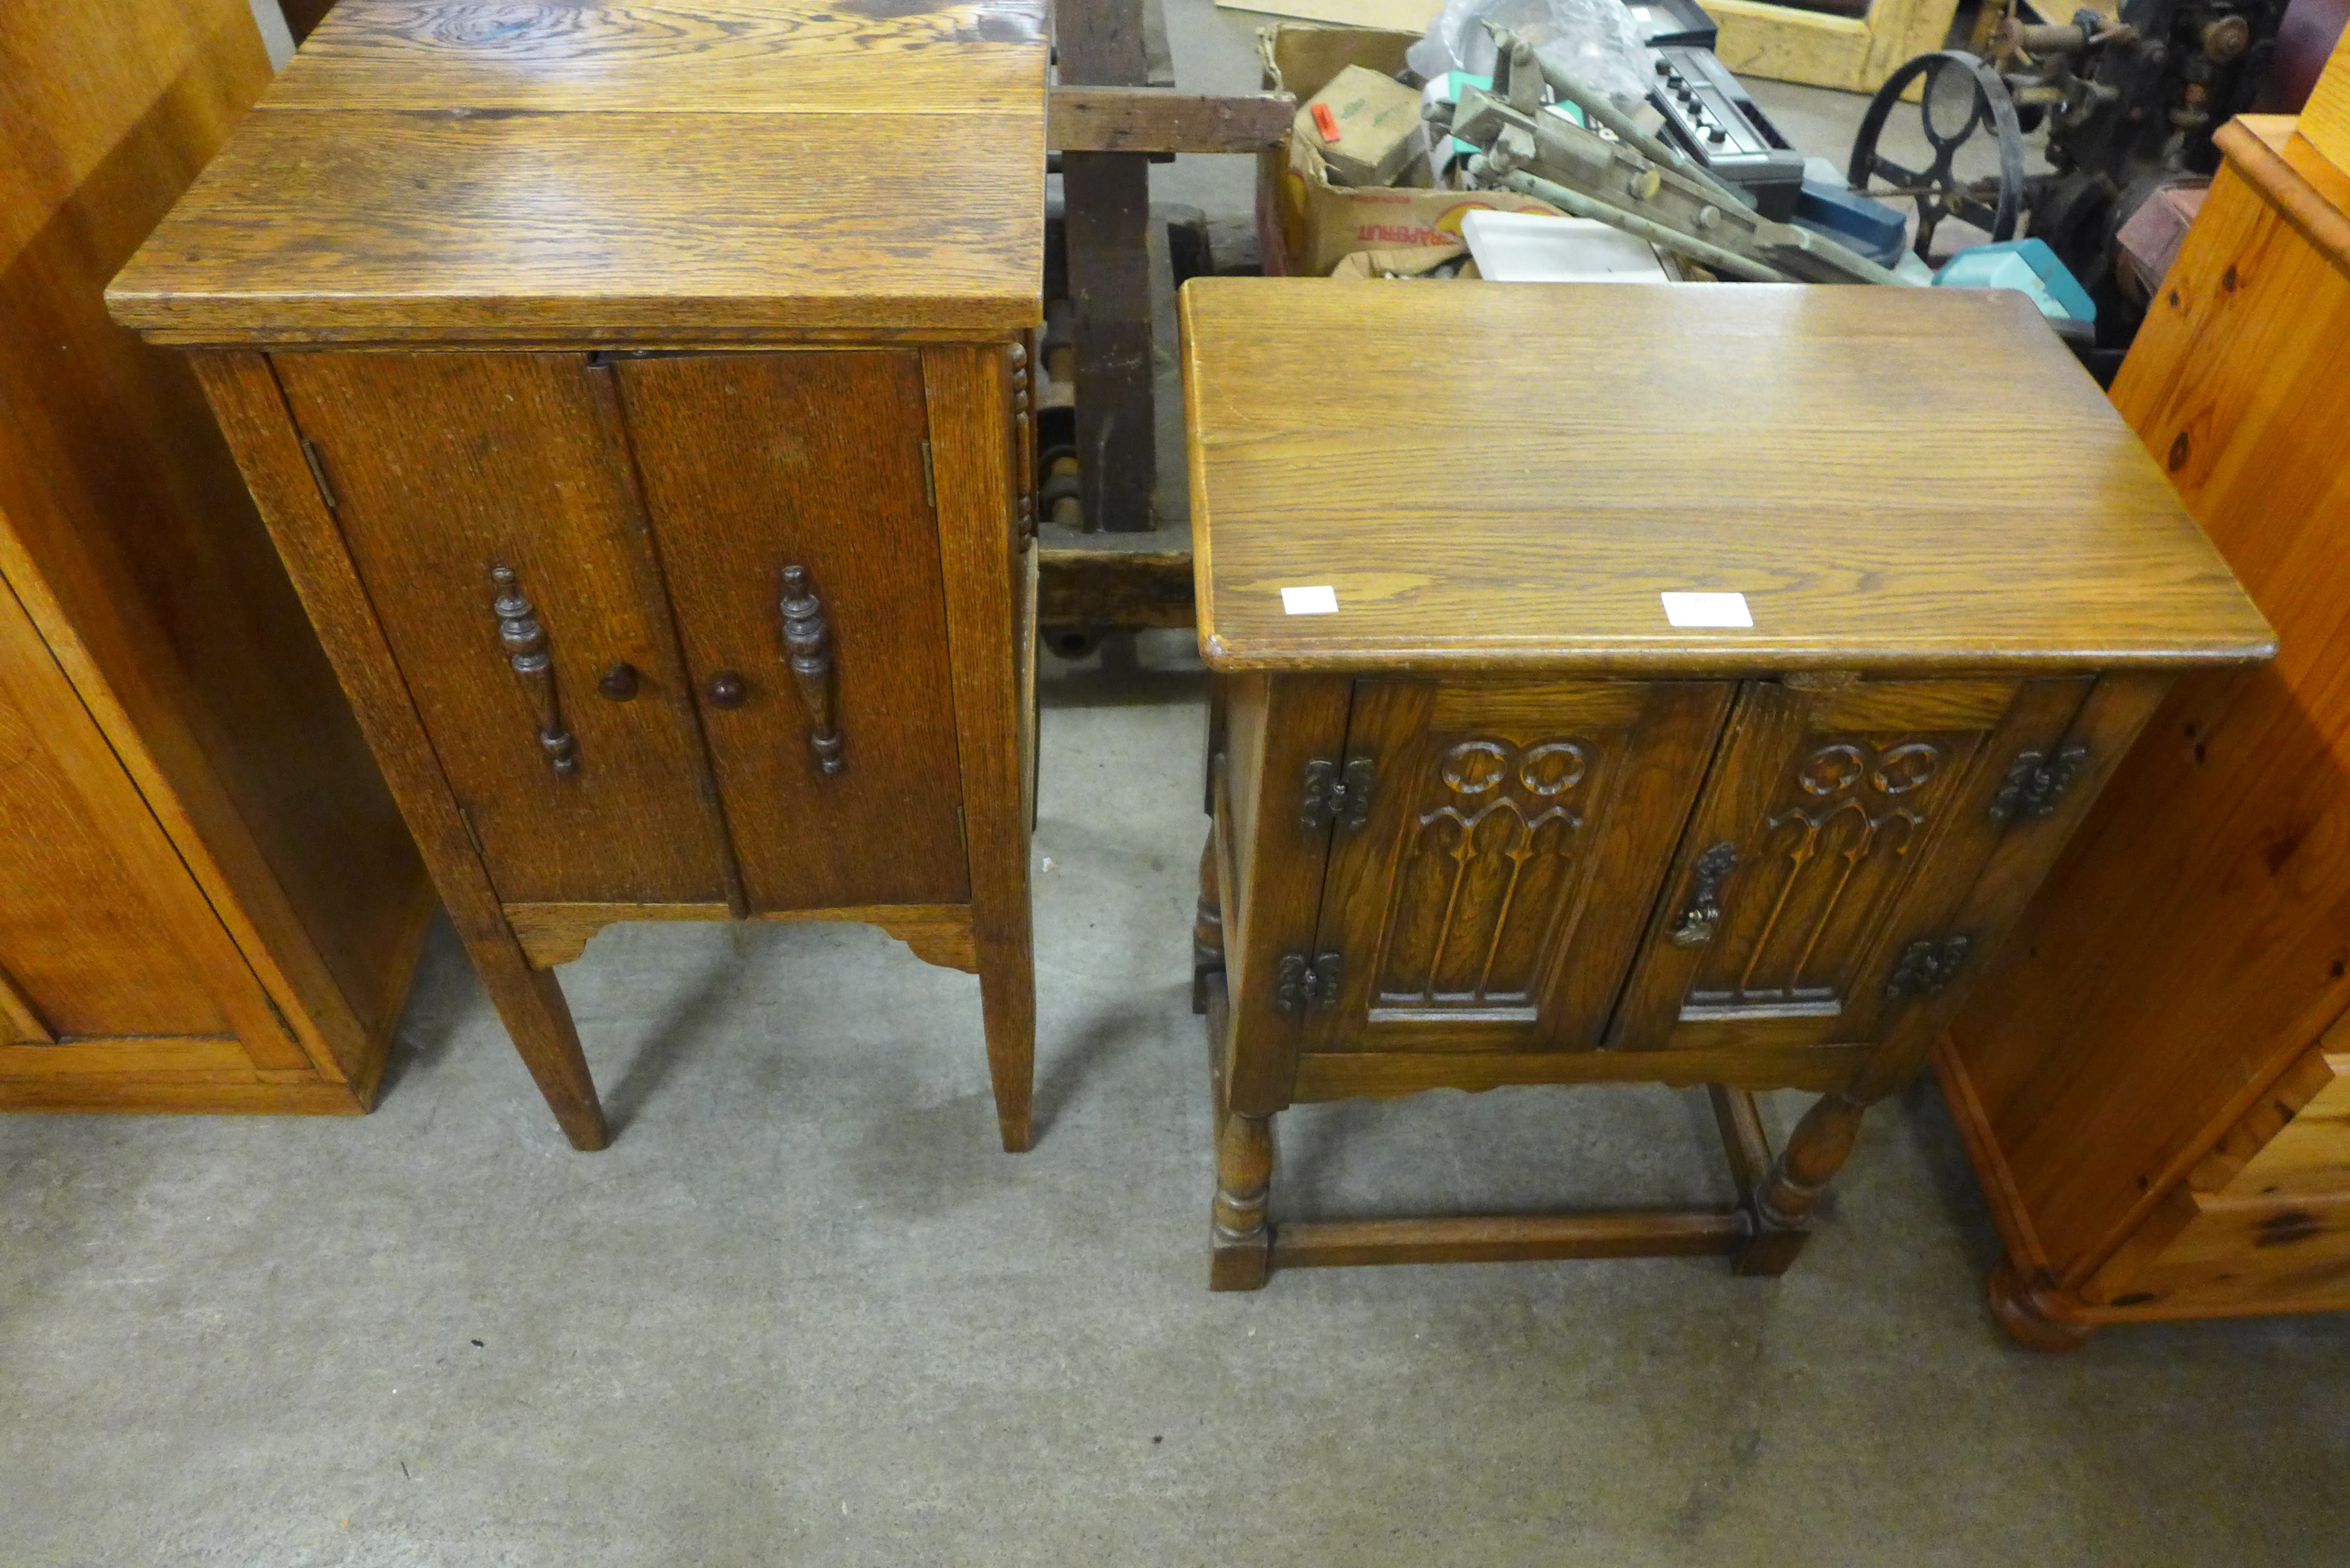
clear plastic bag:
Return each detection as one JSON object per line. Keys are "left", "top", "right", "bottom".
{"left": 1405, "top": 0, "right": 1652, "bottom": 110}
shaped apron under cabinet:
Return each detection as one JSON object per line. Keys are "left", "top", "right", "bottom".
{"left": 107, "top": 0, "right": 1049, "bottom": 1151}
{"left": 1180, "top": 279, "right": 2275, "bottom": 1290}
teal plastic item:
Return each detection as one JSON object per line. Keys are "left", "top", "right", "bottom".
{"left": 1932, "top": 238, "right": 2096, "bottom": 326}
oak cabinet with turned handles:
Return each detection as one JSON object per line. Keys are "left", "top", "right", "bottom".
{"left": 107, "top": 0, "right": 1050, "bottom": 1150}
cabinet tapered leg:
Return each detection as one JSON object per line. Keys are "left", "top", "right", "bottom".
{"left": 1193, "top": 828, "right": 1224, "bottom": 1016}
{"left": 475, "top": 940, "right": 607, "bottom": 1151}
{"left": 1734, "top": 1089, "right": 1868, "bottom": 1276}
{"left": 977, "top": 933, "right": 1034, "bottom": 1153}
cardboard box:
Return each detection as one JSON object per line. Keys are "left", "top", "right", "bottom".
{"left": 1301, "top": 64, "right": 1426, "bottom": 187}
{"left": 1256, "top": 25, "right": 1563, "bottom": 276}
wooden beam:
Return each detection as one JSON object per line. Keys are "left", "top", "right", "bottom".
{"left": 1037, "top": 540, "right": 1194, "bottom": 627}
{"left": 1049, "top": 88, "right": 1296, "bottom": 153}
{"left": 1056, "top": 0, "right": 1157, "bottom": 533}
{"left": 1271, "top": 1211, "right": 1749, "bottom": 1269}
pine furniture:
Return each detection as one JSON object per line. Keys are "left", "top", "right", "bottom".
{"left": 0, "top": 0, "right": 434, "bottom": 1114}
{"left": 109, "top": 0, "right": 1049, "bottom": 1152}
{"left": 1181, "top": 278, "right": 2270, "bottom": 1290}
{"left": 1941, "top": 103, "right": 2350, "bottom": 1346}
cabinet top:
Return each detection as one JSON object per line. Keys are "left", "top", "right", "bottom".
{"left": 105, "top": 0, "right": 1047, "bottom": 344}
{"left": 1181, "top": 280, "right": 2275, "bottom": 675}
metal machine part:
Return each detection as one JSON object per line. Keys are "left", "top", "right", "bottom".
{"left": 1650, "top": 45, "right": 1809, "bottom": 219}
{"left": 1849, "top": 51, "right": 2031, "bottom": 258}
{"left": 1853, "top": 0, "right": 2283, "bottom": 368}
{"left": 1442, "top": 28, "right": 1909, "bottom": 286}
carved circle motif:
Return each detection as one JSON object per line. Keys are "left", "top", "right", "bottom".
{"left": 1798, "top": 744, "right": 1866, "bottom": 796}
{"left": 1517, "top": 741, "right": 1588, "bottom": 796}
{"left": 1871, "top": 742, "right": 1942, "bottom": 795}
{"left": 1440, "top": 741, "right": 1510, "bottom": 795}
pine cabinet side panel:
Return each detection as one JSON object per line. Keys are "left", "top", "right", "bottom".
{"left": 0, "top": 571, "right": 241, "bottom": 1041}
{"left": 1951, "top": 167, "right": 2350, "bottom": 1279}
{"left": 0, "top": 0, "right": 430, "bottom": 1086}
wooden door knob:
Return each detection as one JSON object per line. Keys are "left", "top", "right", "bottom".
{"left": 706, "top": 670, "right": 746, "bottom": 709}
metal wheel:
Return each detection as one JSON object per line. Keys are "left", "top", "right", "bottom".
{"left": 1847, "top": 50, "right": 2028, "bottom": 263}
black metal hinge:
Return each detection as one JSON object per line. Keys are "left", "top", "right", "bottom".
{"left": 1273, "top": 951, "right": 1342, "bottom": 1016}
{"left": 1299, "top": 757, "right": 1374, "bottom": 833}
{"left": 1988, "top": 744, "right": 2087, "bottom": 823}
{"left": 1884, "top": 935, "right": 1970, "bottom": 1001}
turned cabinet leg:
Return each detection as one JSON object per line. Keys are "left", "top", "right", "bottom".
{"left": 1193, "top": 828, "right": 1225, "bottom": 1016}
{"left": 1734, "top": 1089, "right": 1869, "bottom": 1276}
{"left": 976, "top": 933, "right": 1036, "bottom": 1154}
{"left": 1987, "top": 1261, "right": 2099, "bottom": 1352}
{"left": 474, "top": 938, "right": 607, "bottom": 1152}
{"left": 1210, "top": 1105, "right": 1275, "bottom": 1291}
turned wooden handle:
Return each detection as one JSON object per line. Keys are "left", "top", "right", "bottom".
{"left": 780, "top": 564, "right": 843, "bottom": 775}
{"left": 491, "top": 566, "right": 576, "bottom": 777}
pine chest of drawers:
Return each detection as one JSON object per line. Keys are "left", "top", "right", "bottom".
{"left": 108, "top": 0, "right": 1049, "bottom": 1150}
{"left": 1180, "top": 279, "right": 2273, "bottom": 1289}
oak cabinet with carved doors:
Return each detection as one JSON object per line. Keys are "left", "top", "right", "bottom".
{"left": 108, "top": 0, "right": 1049, "bottom": 1151}
{"left": 1182, "top": 278, "right": 2272, "bottom": 1290}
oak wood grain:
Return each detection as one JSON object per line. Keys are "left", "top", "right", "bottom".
{"left": 1181, "top": 280, "right": 2273, "bottom": 674}
{"left": 110, "top": 111, "right": 1044, "bottom": 341}
{"left": 1290, "top": 1042, "right": 1878, "bottom": 1101}
{"left": 1270, "top": 1211, "right": 1748, "bottom": 1268}
{"left": 195, "top": 351, "right": 609, "bottom": 1149}
{"left": 268, "top": 0, "right": 1044, "bottom": 112}
{"left": 1304, "top": 677, "right": 1731, "bottom": 1057}
{"left": 273, "top": 350, "right": 733, "bottom": 905}
{"left": 615, "top": 350, "right": 970, "bottom": 911}
{"left": 924, "top": 343, "right": 1035, "bottom": 1152}
{"left": 503, "top": 900, "right": 977, "bottom": 972}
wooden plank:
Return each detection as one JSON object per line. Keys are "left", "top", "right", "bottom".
{"left": 922, "top": 343, "right": 1035, "bottom": 1152}
{"left": 193, "top": 352, "right": 611, "bottom": 1150}
{"left": 268, "top": 0, "right": 1044, "bottom": 112}
{"left": 1292, "top": 1042, "right": 1876, "bottom": 1100}
{"left": 1217, "top": 0, "right": 1439, "bottom": 31}
{"left": 1271, "top": 1211, "right": 1748, "bottom": 1268}
{"left": 1709, "top": 1085, "right": 1772, "bottom": 1193}
{"left": 1037, "top": 542, "right": 1194, "bottom": 626}
{"left": 0, "top": 0, "right": 433, "bottom": 1094}
{"left": 0, "top": 1037, "right": 254, "bottom": 1078}
{"left": 504, "top": 900, "right": 976, "bottom": 972}
{"left": 0, "top": 1078, "right": 368, "bottom": 1116}
{"left": 2297, "top": 26, "right": 2350, "bottom": 173}
{"left": 1181, "top": 281, "right": 2274, "bottom": 676}
{"left": 1947, "top": 140, "right": 2350, "bottom": 1294}
{"left": 616, "top": 350, "right": 972, "bottom": 912}
{"left": 1057, "top": 0, "right": 1156, "bottom": 535}
{"left": 110, "top": 111, "right": 1046, "bottom": 341}
{"left": 1048, "top": 88, "right": 1295, "bottom": 152}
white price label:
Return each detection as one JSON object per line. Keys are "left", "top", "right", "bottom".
{"left": 1660, "top": 591, "right": 1753, "bottom": 628}
{"left": 1281, "top": 585, "right": 1340, "bottom": 615}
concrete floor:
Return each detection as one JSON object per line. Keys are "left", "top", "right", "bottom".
{"left": 7, "top": 9, "right": 2348, "bottom": 1565}
{"left": 4, "top": 645, "right": 2349, "bottom": 1566}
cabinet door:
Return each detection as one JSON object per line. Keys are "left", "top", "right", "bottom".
{"left": 0, "top": 571, "right": 297, "bottom": 1064}
{"left": 1610, "top": 677, "right": 2091, "bottom": 1054}
{"left": 614, "top": 351, "right": 968, "bottom": 912}
{"left": 274, "top": 353, "right": 731, "bottom": 905}
{"left": 1303, "top": 679, "right": 1733, "bottom": 1055}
